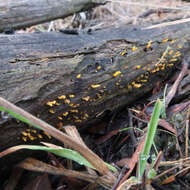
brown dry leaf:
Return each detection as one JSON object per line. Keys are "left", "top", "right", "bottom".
{"left": 116, "top": 158, "right": 130, "bottom": 168}
{"left": 116, "top": 177, "right": 139, "bottom": 190}
{"left": 96, "top": 129, "right": 119, "bottom": 144}
{"left": 17, "top": 158, "right": 114, "bottom": 188}
{"left": 158, "top": 119, "right": 177, "bottom": 135}
{"left": 23, "top": 174, "right": 52, "bottom": 190}
{"left": 161, "top": 175, "right": 175, "bottom": 185}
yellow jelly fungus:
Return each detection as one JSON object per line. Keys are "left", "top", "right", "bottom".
{"left": 84, "top": 113, "right": 89, "bottom": 118}
{"left": 49, "top": 109, "right": 55, "bottom": 114}
{"left": 32, "top": 130, "right": 37, "bottom": 133}
{"left": 43, "top": 131, "right": 51, "bottom": 139}
{"left": 169, "top": 58, "right": 177, "bottom": 62}
{"left": 113, "top": 71, "right": 121, "bottom": 77}
{"left": 172, "top": 51, "right": 181, "bottom": 58}
{"left": 22, "top": 137, "right": 27, "bottom": 142}
{"left": 132, "top": 82, "right": 142, "bottom": 88}
{"left": 75, "top": 119, "right": 82, "bottom": 123}
{"left": 146, "top": 40, "right": 152, "bottom": 49}
{"left": 21, "top": 131, "right": 28, "bottom": 136}
{"left": 96, "top": 93, "right": 102, "bottom": 99}
{"left": 76, "top": 74, "right": 81, "bottom": 79}
{"left": 82, "top": 96, "right": 90, "bottom": 101}
{"left": 46, "top": 100, "right": 57, "bottom": 107}
{"left": 141, "top": 79, "right": 147, "bottom": 83}
{"left": 162, "top": 38, "right": 168, "bottom": 43}
{"left": 70, "top": 104, "right": 79, "bottom": 108}
{"left": 177, "top": 44, "right": 182, "bottom": 49}
{"left": 69, "top": 94, "right": 75, "bottom": 98}
{"left": 58, "top": 95, "right": 66, "bottom": 100}
{"left": 120, "top": 49, "right": 127, "bottom": 56}
{"left": 136, "top": 65, "right": 141, "bottom": 69}
{"left": 64, "top": 99, "right": 71, "bottom": 104}
{"left": 128, "top": 85, "right": 132, "bottom": 90}
{"left": 38, "top": 134, "right": 43, "bottom": 139}
{"left": 58, "top": 116, "right": 63, "bottom": 120}
{"left": 170, "top": 39, "right": 176, "bottom": 44}
{"left": 97, "top": 66, "right": 101, "bottom": 70}
{"left": 28, "top": 134, "right": 35, "bottom": 141}
{"left": 91, "top": 84, "right": 101, "bottom": 88}
{"left": 168, "top": 50, "right": 173, "bottom": 55}
{"left": 63, "top": 112, "right": 69, "bottom": 117}
{"left": 168, "top": 63, "right": 174, "bottom": 67}
{"left": 55, "top": 102, "right": 60, "bottom": 106}
{"left": 132, "top": 46, "right": 137, "bottom": 51}
{"left": 70, "top": 109, "right": 78, "bottom": 113}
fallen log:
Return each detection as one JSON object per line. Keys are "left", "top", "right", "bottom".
{"left": 0, "top": 0, "right": 106, "bottom": 32}
{"left": 0, "top": 22, "right": 190, "bottom": 166}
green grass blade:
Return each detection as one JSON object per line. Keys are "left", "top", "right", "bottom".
{"left": 0, "top": 107, "right": 43, "bottom": 130}
{"left": 138, "top": 99, "right": 162, "bottom": 181}
{"left": 21, "top": 145, "right": 117, "bottom": 172}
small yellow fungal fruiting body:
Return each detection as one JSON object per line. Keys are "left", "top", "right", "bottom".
{"left": 22, "top": 137, "right": 27, "bottom": 142}
{"left": 146, "top": 40, "right": 152, "bottom": 49}
{"left": 136, "top": 65, "right": 141, "bottom": 69}
{"left": 63, "top": 112, "right": 69, "bottom": 116}
{"left": 141, "top": 79, "right": 147, "bottom": 83}
{"left": 113, "top": 71, "right": 121, "bottom": 77}
{"left": 168, "top": 50, "right": 173, "bottom": 55}
{"left": 69, "top": 94, "right": 75, "bottom": 98}
{"left": 177, "top": 44, "right": 182, "bottom": 49}
{"left": 168, "top": 63, "right": 174, "bottom": 67}
{"left": 21, "top": 131, "right": 28, "bottom": 136}
{"left": 76, "top": 74, "right": 81, "bottom": 79}
{"left": 172, "top": 51, "right": 181, "bottom": 58}
{"left": 169, "top": 58, "right": 177, "bottom": 62}
{"left": 58, "top": 95, "right": 66, "bottom": 100}
{"left": 49, "top": 109, "right": 55, "bottom": 114}
{"left": 46, "top": 100, "right": 57, "bottom": 107}
{"left": 120, "top": 49, "right": 127, "bottom": 56}
{"left": 58, "top": 116, "right": 63, "bottom": 120}
{"left": 132, "top": 46, "right": 137, "bottom": 51}
{"left": 32, "top": 130, "right": 37, "bottom": 133}
{"left": 132, "top": 82, "right": 142, "bottom": 88}
{"left": 170, "top": 39, "right": 176, "bottom": 44}
{"left": 82, "top": 96, "right": 90, "bottom": 101}
{"left": 43, "top": 131, "right": 51, "bottom": 139}
{"left": 38, "top": 134, "right": 43, "bottom": 139}
{"left": 162, "top": 38, "right": 168, "bottom": 43}
{"left": 70, "top": 109, "right": 78, "bottom": 113}
{"left": 84, "top": 113, "right": 89, "bottom": 118}
{"left": 75, "top": 119, "right": 82, "bottom": 123}
{"left": 97, "top": 66, "right": 101, "bottom": 70}
{"left": 91, "top": 84, "right": 101, "bottom": 88}
{"left": 64, "top": 99, "right": 71, "bottom": 104}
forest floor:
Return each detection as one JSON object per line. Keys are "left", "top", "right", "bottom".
{"left": 2, "top": 1, "right": 190, "bottom": 190}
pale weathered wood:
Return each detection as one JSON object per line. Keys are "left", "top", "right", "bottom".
{"left": 0, "top": 0, "right": 106, "bottom": 32}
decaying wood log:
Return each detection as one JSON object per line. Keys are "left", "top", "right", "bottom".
{"left": 0, "top": 22, "right": 190, "bottom": 167}
{"left": 0, "top": 0, "right": 106, "bottom": 32}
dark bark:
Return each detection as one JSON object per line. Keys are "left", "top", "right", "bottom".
{"left": 0, "top": 0, "right": 106, "bottom": 32}
{"left": 0, "top": 23, "right": 190, "bottom": 167}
